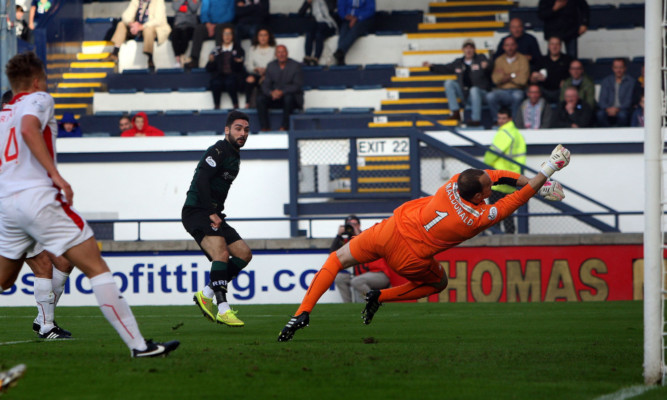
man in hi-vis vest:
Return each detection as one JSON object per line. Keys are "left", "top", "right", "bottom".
{"left": 483, "top": 107, "right": 526, "bottom": 234}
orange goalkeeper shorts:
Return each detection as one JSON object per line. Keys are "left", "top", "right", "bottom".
{"left": 348, "top": 217, "right": 443, "bottom": 284}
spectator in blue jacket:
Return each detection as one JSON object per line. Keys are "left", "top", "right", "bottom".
{"left": 596, "top": 58, "right": 636, "bottom": 127}
{"left": 333, "top": 0, "right": 375, "bottom": 66}
{"left": 185, "top": 0, "right": 235, "bottom": 69}
{"left": 234, "top": 0, "right": 269, "bottom": 41}
{"left": 57, "top": 113, "right": 83, "bottom": 138}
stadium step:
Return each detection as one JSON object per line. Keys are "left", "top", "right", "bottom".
{"left": 428, "top": 1, "right": 514, "bottom": 14}
{"left": 331, "top": 155, "right": 414, "bottom": 193}
{"left": 48, "top": 41, "right": 116, "bottom": 119}
{"left": 418, "top": 21, "right": 506, "bottom": 31}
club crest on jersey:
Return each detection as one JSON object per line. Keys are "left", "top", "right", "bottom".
{"left": 488, "top": 206, "right": 498, "bottom": 221}
{"left": 205, "top": 156, "right": 216, "bottom": 167}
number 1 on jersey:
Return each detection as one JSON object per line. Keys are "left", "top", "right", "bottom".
{"left": 423, "top": 210, "right": 448, "bottom": 231}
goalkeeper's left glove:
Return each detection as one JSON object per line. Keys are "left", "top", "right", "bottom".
{"left": 539, "top": 180, "right": 565, "bottom": 201}
{"left": 540, "top": 144, "right": 571, "bottom": 177}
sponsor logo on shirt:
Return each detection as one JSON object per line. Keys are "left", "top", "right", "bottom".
{"left": 488, "top": 207, "right": 498, "bottom": 221}
{"left": 205, "top": 156, "right": 216, "bottom": 167}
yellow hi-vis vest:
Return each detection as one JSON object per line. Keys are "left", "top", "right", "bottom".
{"left": 483, "top": 120, "right": 526, "bottom": 194}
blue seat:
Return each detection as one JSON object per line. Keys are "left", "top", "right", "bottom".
{"left": 157, "top": 68, "right": 184, "bottom": 74}
{"left": 375, "top": 30, "right": 402, "bottom": 36}
{"left": 177, "top": 87, "right": 207, "bottom": 92}
{"left": 83, "top": 132, "right": 111, "bottom": 137}
{"left": 329, "top": 65, "right": 361, "bottom": 71}
{"left": 318, "top": 85, "right": 347, "bottom": 90}
{"left": 199, "top": 109, "right": 228, "bottom": 115}
{"left": 109, "top": 88, "right": 137, "bottom": 94}
{"left": 364, "top": 64, "right": 395, "bottom": 70}
{"left": 165, "top": 110, "right": 195, "bottom": 116}
{"left": 187, "top": 130, "right": 218, "bottom": 136}
{"left": 164, "top": 131, "right": 183, "bottom": 136}
{"left": 341, "top": 107, "right": 373, "bottom": 113}
{"left": 122, "top": 69, "right": 150, "bottom": 75}
{"left": 305, "top": 108, "right": 337, "bottom": 114}
{"left": 145, "top": 87, "right": 172, "bottom": 93}
{"left": 94, "top": 111, "right": 125, "bottom": 117}
{"left": 353, "top": 84, "right": 382, "bottom": 90}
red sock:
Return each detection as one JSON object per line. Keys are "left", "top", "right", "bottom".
{"left": 378, "top": 281, "right": 439, "bottom": 302}
{"left": 296, "top": 253, "right": 343, "bottom": 315}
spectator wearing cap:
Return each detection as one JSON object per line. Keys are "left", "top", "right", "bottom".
{"left": 494, "top": 17, "right": 542, "bottom": 66}
{"left": 57, "top": 113, "right": 83, "bottom": 138}
{"left": 424, "top": 38, "right": 492, "bottom": 126}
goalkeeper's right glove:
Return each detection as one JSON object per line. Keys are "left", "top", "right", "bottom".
{"left": 539, "top": 180, "right": 565, "bottom": 201}
{"left": 540, "top": 144, "right": 571, "bottom": 178}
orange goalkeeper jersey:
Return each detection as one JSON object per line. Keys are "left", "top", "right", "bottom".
{"left": 393, "top": 169, "right": 536, "bottom": 259}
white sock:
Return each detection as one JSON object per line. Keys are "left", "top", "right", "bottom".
{"left": 217, "top": 302, "right": 230, "bottom": 314}
{"left": 90, "top": 272, "right": 146, "bottom": 351}
{"left": 51, "top": 268, "right": 70, "bottom": 305}
{"left": 34, "top": 278, "right": 55, "bottom": 333}
{"left": 202, "top": 285, "right": 215, "bottom": 299}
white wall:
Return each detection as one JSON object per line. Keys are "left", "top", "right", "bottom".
{"left": 57, "top": 129, "right": 646, "bottom": 240}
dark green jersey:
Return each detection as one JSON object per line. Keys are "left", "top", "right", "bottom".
{"left": 184, "top": 139, "right": 240, "bottom": 214}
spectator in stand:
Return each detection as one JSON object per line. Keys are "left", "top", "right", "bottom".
{"left": 514, "top": 84, "right": 552, "bottom": 129}
{"left": 1, "top": 90, "right": 12, "bottom": 109}
{"left": 234, "top": 0, "right": 269, "bottom": 41}
{"left": 530, "top": 36, "right": 572, "bottom": 104}
{"left": 256, "top": 45, "right": 304, "bottom": 131}
{"left": 121, "top": 112, "right": 165, "bottom": 136}
{"left": 483, "top": 107, "right": 526, "bottom": 234}
{"left": 494, "top": 18, "right": 541, "bottom": 66}
{"left": 537, "top": 0, "right": 590, "bottom": 58}
{"left": 330, "top": 215, "right": 391, "bottom": 303}
{"left": 486, "top": 36, "right": 529, "bottom": 123}
{"left": 333, "top": 0, "right": 375, "bottom": 66}
{"left": 552, "top": 85, "right": 593, "bottom": 128}
{"left": 107, "top": 0, "right": 172, "bottom": 71}
{"left": 300, "top": 0, "right": 339, "bottom": 66}
{"left": 14, "top": 6, "right": 31, "bottom": 42}
{"left": 29, "top": 0, "right": 51, "bottom": 29}
{"left": 631, "top": 94, "right": 644, "bottom": 127}
{"left": 559, "top": 59, "right": 595, "bottom": 108}
{"left": 184, "top": 0, "right": 235, "bottom": 69}
{"left": 57, "top": 113, "right": 83, "bottom": 138}
{"left": 170, "top": 0, "right": 200, "bottom": 68}
{"left": 119, "top": 115, "right": 133, "bottom": 135}
{"left": 596, "top": 58, "right": 635, "bottom": 127}
{"left": 244, "top": 28, "right": 276, "bottom": 108}
{"left": 424, "top": 38, "right": 492, "bottom": 126}
{"left": 206, "top": 25, "right": 246, "bottom": 109}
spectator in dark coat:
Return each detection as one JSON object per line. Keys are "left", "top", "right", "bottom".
{"left": 631, "top": 94, "right": 644, "bottom": 127}
{"left": 494, "top": 18, "right": 542, "bottom": 66}
{"left": 552, "top": 86, "right": 593, "bottom": 128}
{"left": 538, "top": 0, "right": 590, "bottom": 58}
{"left": 514, "top": 84, "right": 552, "bottom": 129}
{"left": 559, "top": 59, "right": 595, "bottom": 108}
{"left": 530, "top": 36, "right": 572, "bottom": 104}
{"left": 234, "top": 0, "right": 269, "bottom": 40}
{"left": 425, "top": 38, "right": 492, "bottom": 126}
{"left": 596, "top": 58, "right": 635, "bottom": 127}
{"left": 171, "top": 0, "right": 200, "bottom": 67}
{"left": 206, "top": 25, "right": 247, "bottom": 109}
{"left": 256, "top": 45, "right": 304, "bottom": 131}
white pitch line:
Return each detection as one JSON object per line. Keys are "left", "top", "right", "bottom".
{"left": 593, "top": 385, "right": 657, "bottom": 400}
{"left": 0, "top": 340, "right": 39, "bottom": 346}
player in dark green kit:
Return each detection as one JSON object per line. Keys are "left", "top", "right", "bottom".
{"left": 182, "top": 111, "right": 252, "bottom": 327}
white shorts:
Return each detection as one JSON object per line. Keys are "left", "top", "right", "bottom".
{"left": 0, "top": 186, "right": 94, "bottom": 259}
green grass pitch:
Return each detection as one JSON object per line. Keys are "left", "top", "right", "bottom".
{"left": 0, "top": 301, "right": 665, "bottom": 399}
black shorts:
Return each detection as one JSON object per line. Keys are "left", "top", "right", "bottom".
{"left": 181, "top": 207, "right": 242, "bottom": 260}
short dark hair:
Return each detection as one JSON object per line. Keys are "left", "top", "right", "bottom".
{"left": 5, "top": 52, "right": 45, "bottom": 92}
{"left": 613, "top": 58, "right": 628, "bottom": 67}
{"left": 457, "top": 169, "right": 485, "bottom": 202}
{"left": 226, "top": 110, "right": 250, "bottom": 128}
{"left": 16, "top": 5, "right": 24, "bottom": 12}
{"left": 345, "top": 214, "right": 360, "bottom": 224}
{"left": 498, "top": 107, "right": 512, "bottom": 118}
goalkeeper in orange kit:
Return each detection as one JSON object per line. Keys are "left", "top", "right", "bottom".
{"left": 278, "top": 144, "right": 570, "bottom": 341}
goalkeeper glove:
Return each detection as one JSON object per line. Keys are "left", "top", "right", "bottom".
{"left": 540, "top": 144, "right": 571, "bottom": 178}
{"left": 539, "top": 180, "right": 565, "bottom": 201}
